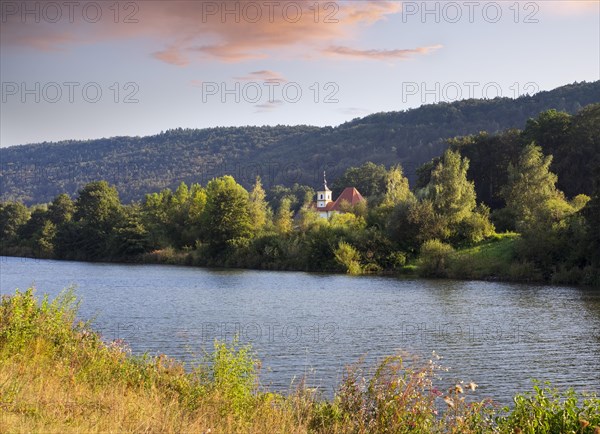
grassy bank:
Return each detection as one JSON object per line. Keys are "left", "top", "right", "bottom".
{"left": 1, "top": 289, "right": 599, "bottom": 433}
{"left": 3, "top": 229, "right": 598, "bottom": 287}
{"left": 416, "top": 233, "right": 600, "bottom": 286}
{"left": 416, "top": 234, "right": 525, "bottom": 281}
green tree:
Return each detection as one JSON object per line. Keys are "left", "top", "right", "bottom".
{"left": 248, "top": 177, "right": 270, "bottom": 232}
{"left": 382, "top": 165, "right": 415, "bottom": 208}
{"left": 331, "top": 162, "right": 388, "bottom": 203}
{"left": 274, "top": 197, "right": 294, "bottom": 235}
{"left": 0, "top": 202, "right": 30, "bottom": 247}
{"left": 182, "top": 183, "right": 207, "bottom": 246}
{"left": 419, "top": 239, "right": 455, "bottom": 277}
{"left": 17, "top": 207, "right": 48, "bottom": 242}
{"left": 111, "top": 206, "right": 152, "bottom": 258}
{"left": 375, "top": 164, "right": 416, "bottom": 231}
{"left": 202, "top": 176, "right": 253, "bottom": 253}
{"left": 523, "top": 109, "right": 571, "bottom": 151}
{"left": 142, "top": 188, "right": 173, "bottom": 248}
{"left": 427, "top": 149, "right": 477, "bottom": 227}
{"left": 58, "top": 181, "right": 123, "bottom": 259}
{"left": 167, "top": 182, "right": 194, "bottom": 248}
{"left": 581, "top": 167, "right": 600, "bottom": 269}
{"left": 449, "top": 130, "right": 523, "bottom": 209}
{"left": 387, "top": 200, "right": 447, "bottom": 251}
{"left": 35, "top": 220, "right": 57, "bottom": 257}
{"left": 267, "top": 184, "right": 314, "bottom": 214}
{"left": 297, "top": 204, "right": 322, "bottom": 232}
{"left": 47, "top": 194, "right": 74, "bottom": 226}
{"left": 501, "top": 144, "right": 568, "bottom": 232}
{"left": 73, "top": 181, "right": 122, "bottom": 227}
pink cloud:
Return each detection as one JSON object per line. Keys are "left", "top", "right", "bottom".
{"left": 0, "top": 1, "right": 414, "bottom": 64}
{"left": 324, "top": 45, "right": 444, "bottom": 60}
{"left": 541, "top": 1, "right": 599, "bottom": 15}
{"left": 234, "top": 70, "right": 288, "bottom": 83}
{"left": 153, "top": 47, "right": 190, "bottom": 66}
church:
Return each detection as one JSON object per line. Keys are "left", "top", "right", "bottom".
{"left": 314, "top": 172, "right": 365, "bottom": 219}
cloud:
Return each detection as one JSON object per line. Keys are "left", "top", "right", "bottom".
{"left": 255, "top": 100, "right": 285, "bottom": 112}
{"left": 338, "top": 107, "right": 370, "bottom": 116}
{"left": 0, "top": 1, "right": 407, "bottom": 64}
{"left": 324, "top": 44, "right": 443, "bottom": 60}
{"left": 541, "top": 1, "right": 599, "bottom": 15}
{"left": 153, "top": 47, "right": 190, "bottom": 66}
{"left": 234, "top": 70, "right": 288, "bottom": 83}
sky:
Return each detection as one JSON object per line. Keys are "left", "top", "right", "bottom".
{"left": 1, "top": 0, "right": 599, "bottom": 147}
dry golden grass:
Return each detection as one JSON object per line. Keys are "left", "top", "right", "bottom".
{"left": 0, "top": 349, "right": 317, "bottom": 433}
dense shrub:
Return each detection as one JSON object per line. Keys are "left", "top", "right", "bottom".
{"left": 418, "top": 239, "right": 455, "bottom": 278}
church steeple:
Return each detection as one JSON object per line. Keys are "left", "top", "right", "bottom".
{"left": 316, "top": 171, "right": 333, "bottom": 209}
{"left": 322, "top": 171, "right": 331, "bottom": 192}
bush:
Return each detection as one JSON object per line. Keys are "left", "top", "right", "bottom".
{"left": 418, "top": 239, "right": 455, "bottom": 278}
{"left": 508, "top": 261, "right": 543, "bottom": 282}
{"left": 334, "top": 241, "right": 363, "bottom": 275}
{"left": 551, "top": 265, "right": 585, "bottom": 285}
{"left": 457, "top": 206, "right": 495, "bottom": 244}
{"left": 0, "top": 287, "right": 79, "bottom": 353}
{"left": 208, "top": 338, "right": 259, "bottom": 418}
{"left": 387, "top": 251, "right": 407, "bottom": 270}
{"left": 497, "top": 382, "right": 600, "bottom": 433}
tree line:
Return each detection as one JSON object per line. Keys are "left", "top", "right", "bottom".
{"left": 2, "top": 108, "right": 599, "bottom": 286}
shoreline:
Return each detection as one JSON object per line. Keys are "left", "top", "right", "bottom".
{"left": 2, "top": 250, "right": 595, "bottom": 289}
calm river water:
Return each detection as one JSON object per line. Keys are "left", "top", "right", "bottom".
{"left": 1, "top": 256, "right": 599, "bottom": 404}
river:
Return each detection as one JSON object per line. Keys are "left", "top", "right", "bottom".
{"left": 1, "top": 256, "right": 599, "bottom": 404}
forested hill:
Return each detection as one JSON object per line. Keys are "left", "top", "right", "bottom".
{"left": 2, "top": 81, "right": 599, "bottom": 205}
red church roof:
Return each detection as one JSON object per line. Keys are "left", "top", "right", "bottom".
{"left": 330, "top": 187, "right": 364, "bottom": 211}
{"left": 315, "top": 187, "right": 365, "bottom": 212}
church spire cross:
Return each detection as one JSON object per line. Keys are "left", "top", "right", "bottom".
{"left": 321, "top": 170, "right": 331, "bottom": 192}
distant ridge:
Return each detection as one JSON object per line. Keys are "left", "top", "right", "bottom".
{"left": 1, "top": 81, "right": 599, "bottom": 205}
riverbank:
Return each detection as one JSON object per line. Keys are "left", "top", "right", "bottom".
{"left": 1, "top": 288, "right": 599, "bottom": 433}
{"left": 3, "top": 232, "right": 598, "bottom": 287}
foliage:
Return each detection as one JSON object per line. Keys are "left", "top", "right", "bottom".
{"left": 332, "top": 162, "right": 388, "bottom": 204}
{"left": 501, "top": 143, "right": 566, "bottom": 233}
{"left": 202, "top": 176, "right": 253, "bottom": 253}
{"left": 418, "top": 239, "right": 455, "bottom": 278}
{"left": 386, "top": 200, "right": 447, "bottom": 251}
{"left": 523, "top": 105, "right": 600, "bottom": 198}
{"left": 448, "top": 233, "right": 516, "bottom": 277}
{"left": 2, "top": 288, "right": 599, "bottom": 433}
{"left": 248, "top": 177, "right": 270, "bottom": 232}
{"left": 207, "top": 338, "right": 259, "bottom": 417}
{"left": 274, "top": 196, "right": 294, "bottom": 235}
{"left": 267, "top": 183, "right": 315, "bottom": 215}
{"left": 334, "top": 241, "right": 363, "bottom": 275}
{"left": 427, "top": 149, "right": 477, "bottom": 229}
{"left": 382, "top": 165, "right": 415, "bottom": 207}
{"left": 449, "top": 129, "right": 523, "bottom": 209}
{"left": 457, "top": 205, "right": 496, "bottom": 244}
{"left": 1, "top": 101, "right": 599, "bottom": 285}
{"left": 0, "top": 202, "right": 30, "bottom": 246}
{"left": 497, "top": 382, "right": 600, "bottom": 434}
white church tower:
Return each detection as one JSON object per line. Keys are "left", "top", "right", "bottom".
{"left": 316, "top": 171, "right": 333, "bottom": 217}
